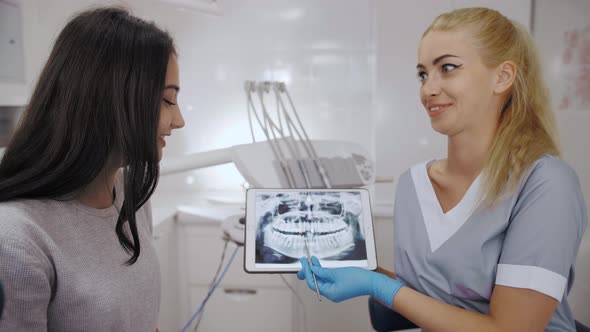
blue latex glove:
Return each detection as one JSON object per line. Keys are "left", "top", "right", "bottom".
{"left": 297, "top": 256, "right": 404, "bottom": 307}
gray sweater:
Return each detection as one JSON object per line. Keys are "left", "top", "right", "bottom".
{"left": 0, "top": 174, "right": 161, "bottom": 331}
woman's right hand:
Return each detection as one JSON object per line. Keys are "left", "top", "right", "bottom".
{"left": 297, "top": 256, "right": 405, "bottom": 307}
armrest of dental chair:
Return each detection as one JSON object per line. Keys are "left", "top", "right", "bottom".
{"left": 368, "top": 295, "right": 590, "bottom": 332}
{"left": 577, "top": 320, "right": 590, "bottom": 332}
{"left": 368, "top": 296, "right": 418, "bottom": 331}
{"left": 1, "top": 280, "right": 4, "bottom": 319}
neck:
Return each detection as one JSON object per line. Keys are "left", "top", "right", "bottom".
{"left": 77, "top": 156, "right": 121, "bottom": 209}
{"left": 446, "top": 125, "right": 496, "bottom": 180}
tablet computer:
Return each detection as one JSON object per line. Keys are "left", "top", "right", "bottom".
{"left": 244, "top": 188, "right": 378, "bottom": 273}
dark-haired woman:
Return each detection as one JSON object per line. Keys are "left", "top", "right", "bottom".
{"left": 0, "top": 7, "right": 184, "bottom": 331}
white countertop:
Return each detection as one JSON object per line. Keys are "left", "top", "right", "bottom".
{"left": 149, "top": 188, "right": 246, "bottom": 227}
{"left": 149, "top": 187, "right": 394, "bottom": 229}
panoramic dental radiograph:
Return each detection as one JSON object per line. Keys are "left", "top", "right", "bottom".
{"left": 255, "top": 191, "right": 367, "bottom": 264}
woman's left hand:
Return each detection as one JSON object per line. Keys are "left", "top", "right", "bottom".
{"left": 297, "top": 256, "right": 404, "bottom": 307}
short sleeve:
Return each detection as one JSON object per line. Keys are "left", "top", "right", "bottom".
{"left": 496, "top": 157, "right": 588, "bottom": 302}
{"left": 0, "top": 237, "right": 52, "bottom": 331}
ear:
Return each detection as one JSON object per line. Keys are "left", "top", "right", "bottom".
{"left": 493, "top": 61, "right": 516, "bottom": 94}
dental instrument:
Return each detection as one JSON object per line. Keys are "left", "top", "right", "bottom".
{"left": 304, "top": 231, "right": 322, "bottom": 301}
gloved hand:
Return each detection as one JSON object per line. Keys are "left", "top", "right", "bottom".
{"left": 297, "top": 256, "right": 404, "bottom": 307}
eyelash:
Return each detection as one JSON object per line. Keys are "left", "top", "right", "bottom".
{"left": 442, "top": 63, "right": 461, "bottom": 72}
{"left": 163, "top": 99, "right": 176, "bottom": 106}
{"left": 417, "top": 63, "right": 462, "bottom": 81}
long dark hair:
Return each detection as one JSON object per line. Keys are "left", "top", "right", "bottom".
{"left": 0, "top": 7, "right": 175, "bottom": 264}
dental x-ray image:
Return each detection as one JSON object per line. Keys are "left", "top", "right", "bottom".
{"left": 255, "top": 191, "right": 367, "bottom": 264}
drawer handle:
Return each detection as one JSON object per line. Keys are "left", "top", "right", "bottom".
{"left": 223, "top": 288, "right": 257, "bottom": 295}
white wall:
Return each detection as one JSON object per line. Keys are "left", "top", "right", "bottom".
{"left": 533, "top": 0, "right": 590, "bottom": 324}
{"left": 3, "top": 0, "right": 376, "bottom": 194}
{"left": 137, "top": 0, "right": 377, "bottom": 194}
{"left": 0, "top": 0, "right": 40, "bottom": 106}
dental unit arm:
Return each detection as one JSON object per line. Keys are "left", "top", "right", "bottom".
{"left": 159, "top": 139, "right": 376, "bottom": 188}
{"left": 159, "top": 81, "right": 392, "bottom": 244}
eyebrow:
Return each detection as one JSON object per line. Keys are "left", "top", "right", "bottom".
{"left": 164, "top": 84, "right": 180, "bottom": 92}
{"left": 416, "top": 54, "right": 460, "bottom": 69}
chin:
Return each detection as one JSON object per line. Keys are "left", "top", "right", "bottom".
{"left": 431, "top": 121, "right": 451, "bottom": 135}
{"left": 430, "top": 115, "right": 462, "bottom": 136}
{"left": 433, "top": 123, "right": 464, "bottom": 138}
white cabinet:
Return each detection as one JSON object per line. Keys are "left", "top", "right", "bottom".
{"left": 176, "top": 209, "right": 297, "bottom": 332}
{"left": 153, "top": 204, "right": 403, "bottom": 332}
{"left": 188, "top": 286, "right": 293, "bottom": 332}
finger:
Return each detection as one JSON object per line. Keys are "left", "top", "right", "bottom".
{"left": 311, "top": 256, "right": 322, "bottom": 267}
{"left": 310, "top": 266, "right": 331, "bottom": 279}
{"left": 297, "top": 257, "right": 308, "bottom": 280}
{"left": 301, "top": 260, "right": 318, "bottom": 290}
{"left": 297, "top": 269, "right": 305, "bottom": 280}
{"left": 299, "top": 257, "right": 315, "bottom": 290}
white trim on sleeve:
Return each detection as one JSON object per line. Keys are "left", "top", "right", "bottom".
{"left": 495, "top": 264, "right": 567, "bottom": 302}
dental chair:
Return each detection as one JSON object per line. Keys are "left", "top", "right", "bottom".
{"left": 368, "top": 297, "right": 417, "bottom": 331}
{"left": 1, "top": 280, "right": 4, "bottom": 319}
{"left": 368, "top": 297, "right": 590, "bottom": 332}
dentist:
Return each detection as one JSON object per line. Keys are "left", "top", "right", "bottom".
{"left": 299, "top": 7, "right": 587, "bottom": 332}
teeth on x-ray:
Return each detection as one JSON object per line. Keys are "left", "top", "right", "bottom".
{"left": 259, "top": 192, "right": 359, "bottom": 259}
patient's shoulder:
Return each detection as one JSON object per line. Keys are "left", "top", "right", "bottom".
{"left": 0, "top": 199, "right": 52, "bottom": 247}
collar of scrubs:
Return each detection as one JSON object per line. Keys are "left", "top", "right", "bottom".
{"left": 410, "top": 159, "right": 483, "bottom": 252}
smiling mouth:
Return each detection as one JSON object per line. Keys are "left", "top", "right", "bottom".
{"left": 427, "top": 104, "right": 451, "bottom": 116}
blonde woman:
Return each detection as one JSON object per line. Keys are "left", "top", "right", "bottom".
{"left": 298, "top": 7, "right": 587, "bottom": 331}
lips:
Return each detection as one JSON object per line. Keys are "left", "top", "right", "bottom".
{"left": 158, "top": 137, "right": 166, "bottom": 147}
{"left": 427, "top": 103, "right": 452, "bottom": 117}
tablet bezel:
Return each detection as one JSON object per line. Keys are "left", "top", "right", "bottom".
{"left": 244, "top": 188, "right": 378, "bottom": 273}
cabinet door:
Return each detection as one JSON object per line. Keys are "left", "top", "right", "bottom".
{"left": 186, "top": 286, "right": 294, "bottom": 332}
{"left": 184, "top": 226, "right": 287, "bottom": 287}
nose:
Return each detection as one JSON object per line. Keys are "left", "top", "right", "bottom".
{"left": 172, "top": 106, "right": 185, "bottom": 129}
{"left": 422, "top": 75, "right": 441, "bottom": 97}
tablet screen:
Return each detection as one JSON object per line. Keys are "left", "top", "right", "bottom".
{"left": 245, "top": 189, "right": 376, "bottom": 272}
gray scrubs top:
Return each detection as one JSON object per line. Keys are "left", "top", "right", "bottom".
{"left": 393, "top": 155, "right": 587, "bottom": 331}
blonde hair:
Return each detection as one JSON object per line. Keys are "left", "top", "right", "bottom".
{"left": 424, "top": 7, "right": 560, "bottom": 204}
